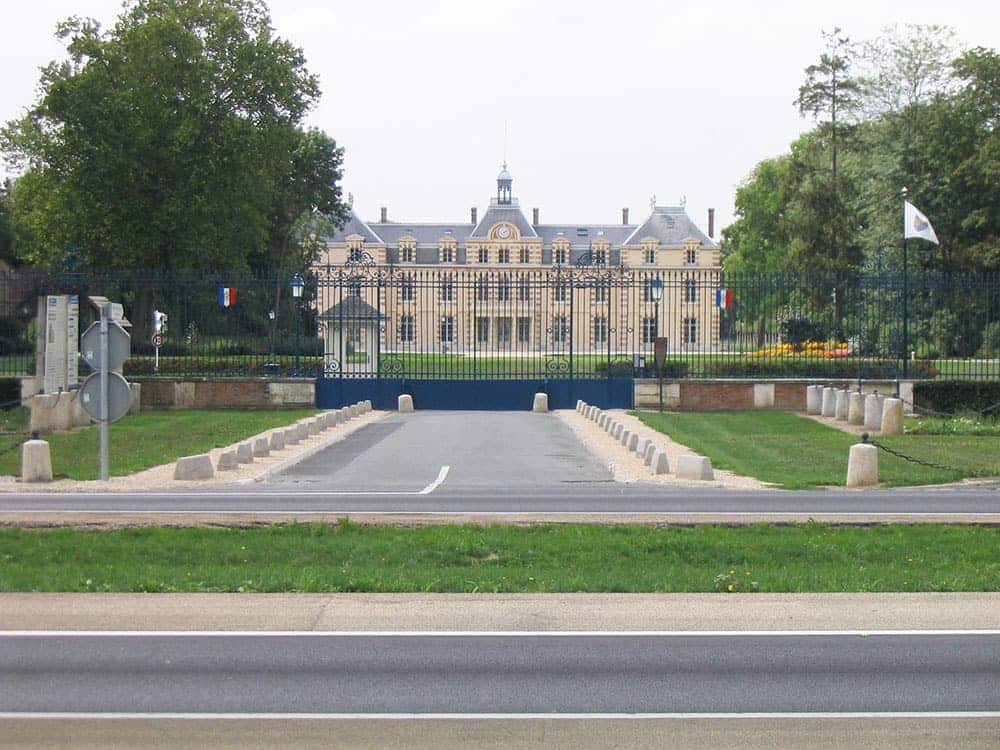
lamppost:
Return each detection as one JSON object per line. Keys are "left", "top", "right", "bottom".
{"left": 291, "top": 273, "right": 304, "bottom": 376}
{"left": 648, "top": 278, "right": 665, "bottom": 410}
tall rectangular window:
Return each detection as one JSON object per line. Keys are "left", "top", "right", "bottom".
{"left": 686, "top": 249, "right": 697, "bottom": 265}
{"left": 497, "top": 278, "right": 511, "bottom": 301}
{"left": 478, "top": 247, "right": 489, "bottom": 263}
{"left": 519, "top": 278, "right": 531, "bottom": 301}
{"left": 593, "top": 316, "right": 608, "bottom": 344}
{"left": 594, "top": 249, "right": 607, "bottom": 266}
{"left": 553, "top": 315, "right": 568, "bottom": 344}
{"left": 519, "top": 247, "right": 530, "bottom": 263}
{"left": 643, "top": 279, "right": 657, "bottom": 302}
{"left": 440, "top": 315, "right": 454, "bottom": 343}
{"left": 644, "top": 248, "right": 656, "bottom": 264}
{"left": 554, "top": 281, "right": 567, "bottom": 303}
{"left": 554, "top": 248, "right": 567, "bottom": 265}
{"left": 400, "top": 247, "right": 414, "bottom": 263}
{"left": 594, "top": 283, "right": 607, "bottom": 303}
{"left": 477, "top": 278, "right": 489, "bottom": 302}
{"left": 684, "top": 277, "right": 697, "bottom": 303}
{"left": 440, "top": 277, "right": 453, "bottom": 302}
{"left": 517, "top": 317, "right": 531, "bottom": 343}
{"left": 642, "top": 316, "right": 658, "bottom": 344}
{"left": 400, "top": 315, "right": 415, "bottom": 342}
{"left": 683, "top": 317, "right": 698, "bottom": 345}
{"left": 401, "top": 274, "right": 415, "bottom": 301}
{"left": 440, "top": 247, "right": 454, "bottom": 263}
{"left": 497, "top": 317, "right": 512, "bottom": 346}
{"left": 498, "top": 248, "right": 510, "bottom": 264}
{"left": 476, "top": 316, "right": 489, "bottom": 343}
{"left": 348, "top": 247, "right": 363, "bottom": 262}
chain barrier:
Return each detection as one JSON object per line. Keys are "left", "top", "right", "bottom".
{"left": 863, "top": 434, "right": 990, "bottom": 475}
{"left": 901, "top": 397, "right": 1000, "bottom": 420}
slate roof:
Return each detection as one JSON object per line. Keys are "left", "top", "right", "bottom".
{"left": 470, "top": 203, "right": 539, "bottom": 239}
{"left": 534, "top": 225, "right": 635, "bottom": 249}
{"left": 368, "top": 223, "right": 473, "bottom": 247}
{"left": 332, "top": 209, "right": 384, "bottom": 244}
{"left": 318, "top": 296, "right": 384, "bottom": 321}
{"left": 622, "top": 206, "right": 717, "bottom": 248}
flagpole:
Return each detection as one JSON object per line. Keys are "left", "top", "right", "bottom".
{"left": 901, "top": 187, "right": 909, "bottom": 381}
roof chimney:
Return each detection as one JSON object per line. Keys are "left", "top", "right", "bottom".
{"left": 708, "top": 208, "right": 715, "bottom": 239}
{"left": 380, "top": 207, "right": 387, "bottom": 223}
{"left": 532, "top": 207, "right": 539, "bottom": 225}
{"left": 622, "top": 208, "right": 629, "bottom": 225}
{"left": 471, "top": 207, "right": 478, "bottom": 225}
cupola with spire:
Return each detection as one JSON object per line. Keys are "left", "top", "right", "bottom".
{"left": 496, "top": 163, "right": 513, "bottom": 205}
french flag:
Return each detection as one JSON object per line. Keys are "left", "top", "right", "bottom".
{"left": 715, "top": 288, "right": 732, "bottom": 309}
{"left": 218, "top": 287, "right": 236, "bottom": 307}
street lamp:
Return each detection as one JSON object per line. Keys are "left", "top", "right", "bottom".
{"left": 648, "top": 278, "right": 666, "bottom": 410}
{"left": 291, "top": 273, "right": 304, "bottom": 376}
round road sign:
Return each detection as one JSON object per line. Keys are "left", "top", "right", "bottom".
{"left": 151, "top": 333, "right": 164, "bottom": 348}
{"left": 79, "top": 371, "right": 132, "bottom": 423}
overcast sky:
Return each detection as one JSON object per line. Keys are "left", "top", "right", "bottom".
{"left": 3, "top": 0, "right": 999, "bottom": 239}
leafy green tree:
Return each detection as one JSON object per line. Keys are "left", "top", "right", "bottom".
{"left": 1, "top": 0, "right": 334, "bottom": 273}
{"left": 0, "top": 182, "right": 13, "bottom": 266}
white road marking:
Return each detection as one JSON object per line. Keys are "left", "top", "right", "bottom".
{"left": 419, "top": 465, "right": 450, "bottom": 495}
{"left": 3, "top": 630, "right": 999, "bottom": 637}
{"left": 0, "top": 712, "right": 998, "bottom": 720}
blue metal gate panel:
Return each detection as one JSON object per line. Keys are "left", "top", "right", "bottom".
{"left": 316, "top": 378, "right": 634, "bottom": 411}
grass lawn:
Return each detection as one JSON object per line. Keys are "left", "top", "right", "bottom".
{"left": 0, "top": 522, "right": 996, "bottom": 593}
{"left": 632, "top": 410, "right": 1000, "bottom": 490}
{"left": 0, "top": 408, "right": 317, "bottom": 480}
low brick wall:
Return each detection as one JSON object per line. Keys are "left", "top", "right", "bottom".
{"left": 132, "top": 378, "right": 314, "bottom": 410}
{"left": 634, "top": 379, "right": 913, "bottom": 412}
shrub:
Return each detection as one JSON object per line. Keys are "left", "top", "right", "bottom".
{"left": 914, "top": 380, "right": 1000, "bottom": 416}
{"left": 781, "top": 317, "right": 826, "bottom": 345}
{"left": 595, "top": 360, "right": 635, "bottom": 378}
{"left": 0, "top": 378, "right": 21, "bottom": 406}
{"left": 979, "top": 322, "right": 1000, "bottom": 357}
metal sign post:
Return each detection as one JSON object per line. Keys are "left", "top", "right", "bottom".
{"left": 654, "top": 337, "right": 668, "bottom": 412}
{"left": 99, "top": 303, "right": 110, "bottom": 481}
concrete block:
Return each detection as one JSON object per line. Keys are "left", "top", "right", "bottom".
{"left": 363, "top": 400, "right": 373, "bottom": 412}
{"left": 599, "top": 414, "right": 609, "bottom": 429}
{"left": 269, "top": 431, "right": 285, "bottom": 451}
{"left": 308, "top": 418, "right": 323, "bottom": 435}
{"left": 284, "top": 427, "right": 300, "bottom": 445}
{"left": 236, "top": 442, "right": 254, "bottom": 463}
{"left": 626, "top": 432, "right": 639, "bottom": 452}
{"left": 643, "top": 443, "right": 656, "bottom": 466}
{"left": 21, "top": 440, "right": 53, "bottom": 483}
{"left": 128, "top": 382, "right": 142, "bottom": 415}
{"left": 846, "top": 443, "right": 879, "bottom": 487}
{"left": 637, "top": 438, "right": 651, "bottom": 457}
{"left": 676, "top": 454, "right": 714, "bottom": 481}
{"left": 252, "top": 437, "right": 270, "bottom": 457}
{"left": 175, "top": 382, "right": 196, "bottom": 408}
{"left": 835, "top": 389, "right": 850, "bottom": 421}
{"left": 753, "top": 383, "right": 775, "bottom": 409}
{"left": 217, "top": 450, "right": 239, "bottom": 471}
{"left": 398, "top": 394, "right": 414, "bottom": 412}
{"left": 295, "top": 423, "right": 310, "bottom": 441}
{"left": 174, "top": 454, "right": 214, "bottom": 481}
{"left": 864, "top": 393, "right": 884, "bottom": 430}
{"left": 806, "top": 385, "right": 822, "bottom": 414}
{"left": 532, "top": 392, "right": 549, "bottom": 413}
{"left": 267, "top": 381, "right": 314, "bottom": 406}
{"left": 881, "top": 398, "right": 904, "bottom": 435}
{"left": 576, "top": 400, "right": 584, "bottom": 413}
{"left": 848, "top": 392, "right": 865, "bottom": 425}
{"left": 612, "top": 423, "right": 624, "bottom": 440}
{"left": 620, "top": 429, "right": 631, "bottom": 446}
{"left": 821, "top": 387, "right": 837, "bottom": 417}
{"left": 650, "top": 449, "right": 670, "bottom": 475}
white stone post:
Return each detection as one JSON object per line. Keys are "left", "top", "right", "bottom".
{"left": 846, "top": 442, "right": 879, "bottom": 487}
{"left": 881, "top": 398, "right": 904, "bottom": 435}
{"left": 848, "top": 392, "right": 865, "bottom": 425}
{"left": 821, "top": 387, "right": 837, "bottom": 417}
{"left": 21, "top": 440, "right": 53, "bottom": 483}
{"left": 806, "top": 385, "right": 822, "bottom": 414}
{"left": 835, "top": 389, "right": 850, "bottom": 421}
{"left": 863, "top": 392, "right": 884, "bottom": 430}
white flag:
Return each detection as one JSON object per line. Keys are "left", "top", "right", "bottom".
{"left": 904, "top": 201, "right": 939, "bottom": 244}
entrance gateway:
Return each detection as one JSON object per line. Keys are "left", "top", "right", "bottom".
{"left": 313, "top": 259, "right": 688, "bottom": 411}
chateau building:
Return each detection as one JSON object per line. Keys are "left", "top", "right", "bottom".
{"left": 317, "top": 167, "right": 721, "bottom": 361}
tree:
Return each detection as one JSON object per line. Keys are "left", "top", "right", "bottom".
{"left": 0, "top": 182, "right": 13, "bottom": 266}
{"left": 1, "top": 0, "right": 339, "bottom": 273}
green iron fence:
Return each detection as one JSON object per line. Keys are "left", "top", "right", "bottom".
{"left": 0, "top": 268, "right": 998, "bottom": 381}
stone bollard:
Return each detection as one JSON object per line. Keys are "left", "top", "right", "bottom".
{"left": 363, "top": 400, "right": 373, "bottom": 412}
{"left": 21, "top": 440, "right": 53, "bottom": 483}
{"left": 296, "top": 423, "right": 311, "bottom": 441}
{"left": 848, "top": 392, "right": 865, "bottom": 425}
{"left": 284, "top": 427, "right": 300, "bottom": 445}
{"left": 846, "top": 441, "right": 879, "bottom": 487}
{"left": 676, "top": 455, "right": 715, "bottom": 480}
{"left": 643, "top": 443, "right": 657, "bottom": 466}
{"left": 881, "top": 398, "right": 904, "bottom": 435}
{"left": 269, "top": 431, "right": 285, "bottom": 451}
{"left": 650, "top": 449, "right": 670, "bottom": 475}
{"left": 620, "top": 429, "right": 631, "bottom": 447}
{"left": 613, "top": 423, "right": 624, "bottom": 440}
{"left": 598, "top": 414, "right": 608, "bottom": 428}
{"left": 637, "top": 438, "right": 651, "bottom": 457}
{"left": 806, "top": 385, "right": 822, "bottom": 414}
{"left": 821, "top": 387, "right": 838, "bottom": 417}
{"left": 174, "top": 454, "right": 214, "bottom": 481}
{"left": 253, "top": 437, "right": 270, "bottom": 458}
{"left": 236, "top": 442, "right": 254, "bottom": 464}
{"left": 864, "top": 392, "right": 884, "bottom": 430}
{"left": 307, "top": 419, "right": 322, "bottom": 436}
{"left": 626, "top": 433, "right": 639, "bottom": 452}
{"left": 217, "top": 450, "right": 239, "bottom": 471}
{"left": 576, "top": 400, "right": 585, "bottom": 413}
{"left": 532, "top": 393, "right": 549, "bottom": 413}
{"left": 835, "top": 389, "right": 850, "bottom": 421}
{"left": 398, "top": 394, "right": 414, "bottom": 412}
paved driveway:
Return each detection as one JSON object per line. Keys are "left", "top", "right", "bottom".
{"left": 270, "top": 411, "right": 614, "bottom": 492}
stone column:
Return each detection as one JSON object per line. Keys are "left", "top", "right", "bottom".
{"left": 863, "top": 392, "right": 884, "bottom": 430}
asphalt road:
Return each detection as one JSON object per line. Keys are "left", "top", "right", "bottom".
{"left": 1, "top": 633, "right": 998, "bottom": 715}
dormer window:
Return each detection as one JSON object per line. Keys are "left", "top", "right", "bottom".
{"left": 348, "top": 247, "right": 363, "bottom": 263}
{"left": 554, "top": 248, "right": 567, "bottom": 265}
{"left": 594, "top": 250, "right": 607, "bottom": 266}
{"left": 478, "top": 247, "right": 489, "bottom": 263}
{"left": 519, "top": 247, "right": 530, "bottom": 263}
{"left": 498, "top": 248, "right": 510, "bottom": 264}
{"left": 400, "top": 246, "right": 415, "bottom": 263}
{"left": 644, "top": 248, "right": 656, "bottom": 264}
{"left": 686, "top": 249, "right": 697, "bottom": 265}
{"left": 440, "top": 247, "right": 454, "bottom": 263}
